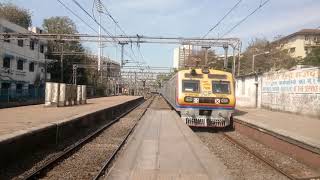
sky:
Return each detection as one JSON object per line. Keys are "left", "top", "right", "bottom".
{"left": 6, "top": 0, "right": 320, "bottom": 68}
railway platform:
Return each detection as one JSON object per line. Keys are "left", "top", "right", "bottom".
{"left": 0, "top": 96, "right": 143, "bottom": 166}
{"left": 234, "top": 108, "right": 320, "bottom": 169}
{"left": 106, "top": 97, "right": 231, "bottom": 180}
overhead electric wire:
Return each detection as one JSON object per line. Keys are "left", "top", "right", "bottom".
{"left": 57, "top": 0, "right": 97, "bottom": 34}
{"left": 94, "top": 0, "right": 145, "bottom": 67}
{"left": 202, "top": 0, "right": 242, "bottom": 38}
{"left": 71, "top": 0, "right": 137, "bottom": 62}
{"left": 100, "top": 1, "right": 145, "bottom": 64}
{"left": 57, "top": 0, "right": 130, "bottom": 60}
{"left": 221, "top": 0, "right": 270, "bottom": 38}
{"left": 71, "top": 0, "right": 114, "bottom": 39}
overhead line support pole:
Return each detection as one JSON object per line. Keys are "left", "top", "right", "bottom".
{"left": 223, "top": 44, "right": 229, "bottom": 70}
{"left": 119, "top": 42, "right": 128, "bottom": 67}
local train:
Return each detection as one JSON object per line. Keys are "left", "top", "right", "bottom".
{"left": 160, "top": 68, "right": 235, "bottom": 128}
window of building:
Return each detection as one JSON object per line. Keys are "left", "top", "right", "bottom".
{"left": 40, "top": 44, "right": 44, "bottom": 53}
{"left": 28, "top": 84, "right": 34, "bottom": 89}
{"left": 4, "top": 34, "right": 10, "bottom": 43}
{"left": 305, "top": 36, "right": 309, "bottom": 41}
{"left": 16, "top": 83, "right": 23, "bottom": 94}
{"left": 1, "top": 83, "right": 10, "bottom": 89}
{"left": 29, "top": 62, "right": 35, "bottom": 72}
{"left": 18, "top": 39, "right": 24, "bottom": 47}
{"left": 289, "top": 47, "right": 296, "bottom": 53}
{"left": 3, "top": 57, "right": 11, "bottom": 68}
{"left": 17, "top": 59, "right": 24, "bottom": 70}
{"left": 30, "top": 40, "right": 35, "bottom": 50}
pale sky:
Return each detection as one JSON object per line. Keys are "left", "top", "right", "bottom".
{"left": 7, "top": 0, "right": 320, "bottom": 67}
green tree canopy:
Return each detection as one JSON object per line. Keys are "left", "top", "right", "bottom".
{"left": 238, "top": 38, "right": 298, "bottom": 75}
{"left": 303, "top": 48, "right": 320, "bottom": 67}
{"left": 0, "top": 2, "right": 32, "bottom": 28}
{"left": 42, "top": 16, "right": 88, "bottom": 84}
{"left": 43, "top": 16, "right": 78, "bottom": 34}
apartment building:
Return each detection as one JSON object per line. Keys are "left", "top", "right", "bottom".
{"left": 273, "top": 29, "right": 320, "bottom": 58}
{"left": 173, "top": 45, "right": 193, "bottom": 69}
{"left": 0, "top": 18, "right": 48, "bottom": 100}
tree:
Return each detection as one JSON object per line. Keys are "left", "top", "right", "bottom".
{"left": 0, "top": 2, "right": 32, "bottom": 28}
{"left": 43, "top": 16, "right": 78, "bottom": 34}
{"left": 303, "top": 47, "right": 320, "bottom": 66}
{"left": 238, "top": 38, "right": 298, "bottom": 75}
{"left": 43, "top": 16, "right": 89, "bottom": 84}
{"left": 185, "top": 49, "right": 225, "bottom": 70}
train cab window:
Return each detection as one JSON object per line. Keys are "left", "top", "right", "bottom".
{"left": 182, "top": 80, "right": 200, "bottom": 92}
{"left": 212, "top": 81, "right": 230, "bottom": 94}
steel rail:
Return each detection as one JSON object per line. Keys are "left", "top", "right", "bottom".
{"left": 22, "top": 100, "right": 144, "bottom": 180}
{"left": 93, "top": 96, "right": 155, "bottom": 180}
{"left": 221, "top": 132, "right": 297, "bottom": 180}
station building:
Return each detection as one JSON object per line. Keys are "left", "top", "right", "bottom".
{"left": 273, "top": 29, "right": 320, "bottom": 59}
{"left": 0, "top": 18, "right": 48, "bottom": 102}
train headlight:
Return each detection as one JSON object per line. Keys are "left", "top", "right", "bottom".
{"left": 184, "top": 96, "right": 193, "bottom": 103}
{"left": 202, "top": 68, "right": 210, "bottom": 74}
{"left": 220, "top": 98, "right": 230, "bottom": 104}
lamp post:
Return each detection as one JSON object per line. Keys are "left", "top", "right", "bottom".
{"left": 252, "top": 51, "right": 269, "bottom": 72}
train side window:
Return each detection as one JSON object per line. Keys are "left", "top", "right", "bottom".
{"left": 182, "top": 80, "right": 200, "bottom": 92}
{"left": 212, "top": 81, "right": 230, "bottom": 94}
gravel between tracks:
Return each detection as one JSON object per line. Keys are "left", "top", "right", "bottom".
{"left": 196, "top": 130, "right": 289, "bottom": 180}
{"left": 37, "top": 98, "right": 151, "bottom": 180}
{"left": 226, "top": 131, "right": 320, "bottom": 179}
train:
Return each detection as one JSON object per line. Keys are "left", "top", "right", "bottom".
{"left": 160, "top": 68, "right": 235, "bottom": 128}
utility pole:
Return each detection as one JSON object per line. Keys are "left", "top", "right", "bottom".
{"left": 252, "top": 51, "right": 270, "bottom": 72}
{"left": 183, "top": 47, "right": 186, "bottom": 68}
{"left": 96, "top": 0, "right": 103, "bottom": 72}
{"left": 202, "top": 46, "right": 211, "bottom": 67}
{"left": 119, "top": 42, "right": 128, "bottom": 67}
{"left": 232, "top": 47, "right": 236, "bottom": 76}
{"left": 134, "top": 72, "right": 137, "bottom": 95}
{"left": 73, "top": 64, "right": 77, "bottom": 84}
{"left": 237, "top": 42, "right": 242, "bottom": 76}
{"left": 60, "top": 43, "right": 64, "bottom": 83}
{"left": 223, "top": 44, "right": 229, "bottom": 70}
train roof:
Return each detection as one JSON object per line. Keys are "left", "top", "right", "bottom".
{"left": 178, "top": 68, "right": 233, "bottom": 76}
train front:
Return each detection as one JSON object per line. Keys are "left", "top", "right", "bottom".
{"left": 176, "top": 68, "right": 235, "bottom": 128}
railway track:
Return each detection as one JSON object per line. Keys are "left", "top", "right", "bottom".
{"left": 221, "top": 132, "right": 297, "bottom": 180}
{"left": 20, "top": 96, "right": 154, "bottom": 180}
{"left": 221, "top": 132, "right": 320, "bottom": 180}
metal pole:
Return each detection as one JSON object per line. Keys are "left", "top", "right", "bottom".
{"left": 232, "top": 47, "right": 236, "bottom": 76}
{"left": 121, "top": 44, "right": 124, "bottom": 67}
{"left": 119, "top": 42, "right": 128, "bottom": 67}
{"left": 98, "top": 7, "right": 102, "bottom": 71}
{"left": 223, "top": 44, "right": 228, "bottom": 70}
{"left": 60, "top": 44, "right": 64, "bottom": 83}
{"left": 237, "top": 42, "right": 242, "bottom": 76}
{"left": 134, "top": 72, "right": 137, "bottom": 95}
{"left": 44, "top": 58, "right": 47, "bottom": 83}
{"left": 73, "top": 65, "right": 77, "bottom": 85}
{"left": 252, "top": 54, "right": 255, "bottom": 72}
{"left": 202, "top": 46, "right": 210, "bottom": 67}
{"left": 183, "top": 47, "right": 186, "bottom": 68}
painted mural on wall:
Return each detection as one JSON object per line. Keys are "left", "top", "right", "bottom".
{"left": 262, "top": 68, "right": 320, "bottom": 94}
{"left": 261, "top": 67, "right": 320, "bottom": 117}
